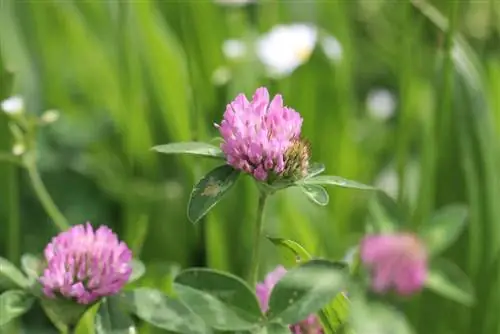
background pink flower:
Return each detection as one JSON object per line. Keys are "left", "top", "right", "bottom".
{"left": 256, "top": 266, "right": 324, "bottom": 334}
{"left": 216, "top": 87, "right": 303, "bottom": 181}
{"left": 40, "top": 223, "right": 132, "bottom": 304}
{"left": 360, "top": 233, "right": 428, "bottom": 295}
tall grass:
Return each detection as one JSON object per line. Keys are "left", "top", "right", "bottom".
{"left": 0, "top": 0, "right": 499, "bottom": 333}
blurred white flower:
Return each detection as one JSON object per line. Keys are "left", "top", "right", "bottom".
{"left": 214, "top": 0, "right": 255, "bottom": 6}
{"left": 12, "top": 143, "right": 25, "bottom": 156}
{"left": 222, "top": 39, "right": 247, "bottom": 60}
{"left": 41, "top": 109, "right": 60, "bottom": 124}
{"left": 366, "top": 89, "right": 397, "bottom": 120}
{"left": 211, "top": 66, "right": 232, "bottom": 86}
{"left": 320, "top": 35, "right": 343, "bottom": 63}
{"left": 1, "top": 95, "right": 24, "bottom": 115}
{"left": 256, "top": 24, "right": 318, "bottom": 77}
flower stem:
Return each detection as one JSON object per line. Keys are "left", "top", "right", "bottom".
{"left": 25, "top": 155, "right": 69, "bottom": 231}
{"left": 248, "top": 191, "right": 268, "bottom": 287}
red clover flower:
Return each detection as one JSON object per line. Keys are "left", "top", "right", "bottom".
{"left": 360, "top": 233, "right": 428, "bottom": 295}
{"left": 216, "top": 87, "right": 309, "bottom": 182}
{"left": 40, "top": 223, "right": 132, "bottom": 304}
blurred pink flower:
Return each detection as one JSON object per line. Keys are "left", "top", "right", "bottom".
{"left": 215, "top": 87, "right": 304, "bottom": 181}
{"left": 256, "top": 266, "right": 323, "bottom": 334}
{"left": 360, "top": 233, "right": 428, "bottom": 295}
{"left": 40, "top": 223, "right": 132, "bottom": 304}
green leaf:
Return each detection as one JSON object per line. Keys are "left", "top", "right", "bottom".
{"left": 267, "top": 260, "right": 348, "bottom": 325}
{"left": 20, "top": 253, "right": 43, "bottom": 283}
{"left": 40, "top": 297, "right": 89, "bottom": 328}
{"left": 95, "top": 296, "right": 136, "bottom": 334}
{"left": 425, "top": 258, "right": 475, "bottom": 306}
{"left": 0, "top": 257, "right": 30, "bottom": 289}
{"left": 0, "top": 290, "right": 35, "bottom": 326}
{"left": 151, "top": 142, "right": 224, "bottom": 159}
{"left": 302, "top": 175, "right": 375, "bottom": 191}
{"left": 267, "top": 237, "right": 312, "bottom": 266}
{"left": 350, "top": 298, "right": 414, "bottom": 334}
{"left": 266, "top": 239, "right": 350, "bottom": 332}
{"left": 419, "top": 204, "right": 468, "bottom": 255}
{"left": 300, "top": 184, "right": 329, "bottom": 206}
{"left": 305, "top": 162, "right": 325, "bottom": 178}
{"left": 123, "top": 288, "right": 210, "bottom": 334}
{"left": 128, "top": 259, "right": 146, "bottom": 284}
{"left": 375, "top": 191, "right": 406, "bottom": 225}
{"left": 258, "top": 179, "right": 294, "bottom": 193}
{"left": 318, "top": 292, "right": 350, "bottom": 334}
{"left": 368, "top": 191, "right": 405, "bottom": 233}
{"left": 255, "top": 323, "right": 291, "bottom": 334}
{"left": 173, "top": 268, "right": 263, "bottom": 331}
{"left": 231, "top": 323, "right": 291, "bottom": 334}
{"left": 208, "top": 137, "right": 225, "bottom": 146}
{"left": 188, "top": 165, "right": 240, "bottom": 224}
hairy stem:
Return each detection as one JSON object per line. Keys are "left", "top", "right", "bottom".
{"left": 248, "top": 191, "right": 268, "bottom": 287}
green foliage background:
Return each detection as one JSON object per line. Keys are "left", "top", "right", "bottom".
{"left": 0, "top": 0, "right": 499, "bottom": 333}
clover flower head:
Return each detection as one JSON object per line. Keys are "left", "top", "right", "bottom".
{"left": 360, "top": 233, "right": 428, "bottom": 295}
{"left": 40, "top": 223, "right": 132, "bottom": 304}
{"left": 256, "top": 266, "right": 324, "bottom": 334}
{"left": 216, "top": 87, "right": 308, "bottom": 182}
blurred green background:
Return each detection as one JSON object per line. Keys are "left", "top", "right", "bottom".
{"left": 1, "top": 0, "right": 499, "bottom": 333}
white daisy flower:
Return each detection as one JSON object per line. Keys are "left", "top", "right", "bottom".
{"left": 256, "top": 24, "right": 318, "bottom": 77}
{"left": 366, "top": 89, "right": 397, "bottom": 120}
{"left": 1, "top": 96, "right": 24, "bottom": 115}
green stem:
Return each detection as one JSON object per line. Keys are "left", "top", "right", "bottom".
{"left": 248, "top": 191, "right": 269, "bottom": 287}
{"left": 25, "top": 155, "right": 69, "bottom": 231}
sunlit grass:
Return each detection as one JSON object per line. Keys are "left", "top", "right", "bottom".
{"left": 0, "top": 0, "right": 499, "bottom": 333}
